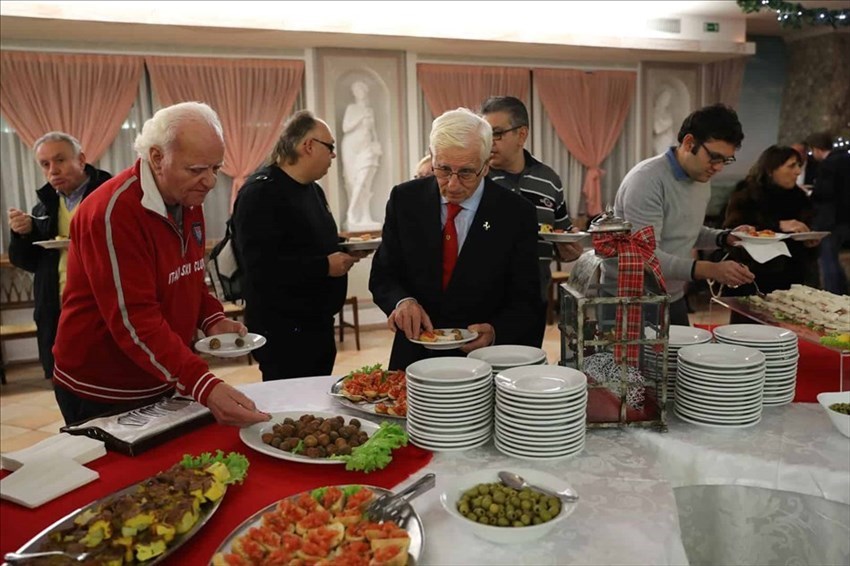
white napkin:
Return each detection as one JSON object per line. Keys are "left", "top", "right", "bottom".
{"left": 0, "top": 456, "right": 99, "bottom": 508}
{"left": 1, "top": 433, "right": 105, "bottom": 471}
{"left": 740, "top": 241, "right": 791, "bottom": 264}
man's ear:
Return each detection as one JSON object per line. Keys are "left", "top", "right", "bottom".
{"left": 77, "top": 151, "right": 87, "bottom": 168}
{"left": 149, "top": 146, "right": 164, "bottom": 173}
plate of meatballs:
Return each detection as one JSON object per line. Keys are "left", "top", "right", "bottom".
{"left": 239, "top": 411, "right": 379, "bottom": 464}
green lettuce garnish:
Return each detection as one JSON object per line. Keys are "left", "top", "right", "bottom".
{"left": 331, "top": 422, "right": 408, "bottom": 473}
{"left": 345, "top": 363, "right": 383, "bottom": 380}
{"left": 292, "top": 439, "right": 305, "bottom": 455}
{"left": 180, "top": 450, "right": 249, "bottom": 485}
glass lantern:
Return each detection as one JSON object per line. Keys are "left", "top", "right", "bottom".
{"left": 558, "top": 209, "right": 670, "bottom": 430}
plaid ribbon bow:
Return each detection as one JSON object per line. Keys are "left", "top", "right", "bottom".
{"left": 592, "top": 225, "right": 667, "bottom": 366}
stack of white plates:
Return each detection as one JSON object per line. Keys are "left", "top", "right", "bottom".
{"left": 643, "top": 325, "right": 713, "bottom": 398}
{"left": 674, "top": 343, "right": 766, "bottom": 428}
{"left": 713, "top": 324, "right": 799, "bottom": 406}
{"left": 494, "top": 365, "right": 587, "bottom": 460}
{"left": 405, "top": 358, "right": 493, "bottom": 451}
{"left": 468, "top": 345, "right": 547, "bottom": 372}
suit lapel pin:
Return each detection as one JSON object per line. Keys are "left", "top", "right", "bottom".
{"left": 483, "top": 221, "right": 491, "bottom": 231}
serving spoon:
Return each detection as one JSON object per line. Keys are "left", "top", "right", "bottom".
{"left": 5, "top": 550, "right": 91, "bottom": 563}
{"left": 498, "top": 471, "right": 579, "bottom": 503}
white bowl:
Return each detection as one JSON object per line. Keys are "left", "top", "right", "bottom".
{"left": 439, "top": 468, "right": 577, "bottom": 544}
{"left": 817, "top": 391, "right": 850, "bottom": 438}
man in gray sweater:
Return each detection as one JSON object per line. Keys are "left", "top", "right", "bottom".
{"left": 607, "top": 104, "right": 754, "bottom": 326}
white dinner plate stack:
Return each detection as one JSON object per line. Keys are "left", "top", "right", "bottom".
{"left": 674, "top": 343, "right": 766, "bottom": 428}
{"left": 467, "top": 345, "right": 547, "bottom": 372}
{"left": 405, "top": 358, "right": 493, "bottom": 452}
{"left": 642, "top": 325, "right": 713, "bottom": 398}
{"left": 713, "top": 324, "right": 799, "bottom": 406}
{"left": 494, "top": 365, "right": 588, "bottom": 460}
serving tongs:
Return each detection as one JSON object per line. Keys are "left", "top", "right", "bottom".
{"left": 365, "top": 473, "right": 435, "bottom": 527}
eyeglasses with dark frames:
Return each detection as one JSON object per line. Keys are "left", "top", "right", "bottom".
{"left": 697, "top": 143, "right": 736, "bottom": 166}
{"left": 491, "top": 125, "right": 524, "bottom": 141}
{"left": 431, "top": 163, "right": 487, "bottom": 182}
{"left": 311, "top": 138, "right": 335, "bottom": 153}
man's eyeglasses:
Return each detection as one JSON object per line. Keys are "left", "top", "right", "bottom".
{"left": 432, "top": 163, "right": 486, "bottom": 182}
{"left": 312, "top": 138, "right": 335, "bottom": 153}
{"left": 491, "top": 125, "right": 523, "bottom": 141}
{"left": 697, "top": 143, "right": 736, "bottom": 166}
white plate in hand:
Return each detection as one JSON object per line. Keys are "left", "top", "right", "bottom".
{"left": 195, "top": 332, "right": 266, "bottom": 358}
{"left": 788, "top": 231, "right": 830, "bottom": 241}
{"left": 537, "top": 231, "right": 589, "bottom": 243}
{"left": 731, "top": 231, "right": 790, "bottom": 244}
{"left": 33, "top": 239, "right": 71, "bottom": 250}
{"left": 409, "top": 329, "right": 478, "bottom": 350}
{"left": 340, "top": 237, "right": 382, "bottom": 251}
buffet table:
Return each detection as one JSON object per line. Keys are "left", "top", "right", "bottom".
{"left": 2, "top": 375, "right": 848, "bottom": 565}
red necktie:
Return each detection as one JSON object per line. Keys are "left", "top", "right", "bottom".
{"left": 442, "top": 203, "right": 462, "bottom": 290}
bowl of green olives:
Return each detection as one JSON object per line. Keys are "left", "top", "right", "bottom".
{"left": 818, "top": 391, "right": 850, "bottom": 438}
{"left": 439, "top": 468, "right": 577, "bottom": 543}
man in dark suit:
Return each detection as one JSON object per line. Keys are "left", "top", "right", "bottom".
{"left": 369, "top": 108, "right": 541, "bottom": 370}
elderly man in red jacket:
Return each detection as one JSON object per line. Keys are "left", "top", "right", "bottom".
{"left": 52, "top": 101, "right": 270, "bottom": 428}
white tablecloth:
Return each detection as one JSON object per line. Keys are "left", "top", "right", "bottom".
{"left": 238, "top": 376, "right": 850, "bottom": 566}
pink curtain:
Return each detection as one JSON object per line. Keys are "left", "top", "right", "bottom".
{"left": 704, "top": 57, "right": 748, "bottom": 108}
{"left": 0, "top": 51, "right": 143, "bottom": 161}
{"left": 146, "top": 56, "right": 304, "bottom": 205}
{"left": 534, "top": 68, "right": 636, "bottom": 216}
{"left": 417, "top": 64, "right": 530, "bottom": 117}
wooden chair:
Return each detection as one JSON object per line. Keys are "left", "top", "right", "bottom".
{"left": 0, "top": 262, "right": 38, "bottom": 384}
{"left": 337, "top": 296, "right": 360, "bottom": 350}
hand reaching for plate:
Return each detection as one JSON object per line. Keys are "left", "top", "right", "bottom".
{"left": 206, "top": 382, "right": 270, "bottom": 427}
{"left": 459, "top": 323, "right": 495, "bottom": 353}
{"left": 778, "top": 219, "right": 810, "bottom": 233}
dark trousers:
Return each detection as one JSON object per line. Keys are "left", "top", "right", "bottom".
{"left": 36, "top": 310, "right": 59, "bottom": 380}
{"left": 818, "top": 226, "right": 850, "bottom": 295}
{"left": 54, "top": 384, "right": 129, "bottom": 425}
{"left": 252, "top": 319, "right": 336, "bottom": 381}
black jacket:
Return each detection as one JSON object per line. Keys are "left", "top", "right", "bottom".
{"left": 232, "top": 165, "right": 346, "bottom": 334}
{"left": 369, "top": 176, "right": 541, "bottom": 370}
{"left": 8, "top": 164, "right": 111, "bottom": 328}
{"left": 811, "top": 151, "right": 850, "bottom": 231}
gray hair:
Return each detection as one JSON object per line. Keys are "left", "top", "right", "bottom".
{"left": 429, "top": 108, "right": 492, "bottom": 166}
{"left": 480, "top": 96, "right": 529, "bottom": 128}
{"left": 267, "top": 110, "right": 319, "bottom": 166}
{"left": 33, "top": 131, "right": 82, "bottom": 157}
{"left": 134, "top": 101, "right": 224, "bottom": 160}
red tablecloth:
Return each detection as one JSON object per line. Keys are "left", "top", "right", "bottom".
{"left": 0, "top": 421, "right": 433, "bottom": 561}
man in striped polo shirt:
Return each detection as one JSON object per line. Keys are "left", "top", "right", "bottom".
{"left": 481, "top": 96, "right": 582, "bottom": 346}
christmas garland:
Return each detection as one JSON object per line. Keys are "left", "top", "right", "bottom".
{"left": 737, "top": 0, "right": 850, "bottom": 28}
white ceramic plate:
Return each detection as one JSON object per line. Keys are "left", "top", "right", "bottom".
{"left": 195, "top": 332, "right": 266, "bottom": 358}
{"left": 495, "top": 423, "right": 585, "bottom": 446}
{"left": 494, "top": 416, "right": 585, "bottom": 437}
{"left": 407, "top": 421, "right": 492, "bottom": 442}
{"left": 674, "top": 408, "right": 762, "bottom": 429}
{"left": 406, "top": 383, "right": 492, "bottom": 402}
{"left": 677, "top": 343, "right": 765, "bottom": 369}
{"left": 674, "top": 395, "right": 762, "bottom": 416}
{"left": 644, "top": 325, "right": 713, "bottom": 346}
{"left": 239, "top": 411, "right": 380, "bottom": 464}
{"left": 32, "top": 238, "right": 71, "bottom": 250}
{"left": 408, "top": 431, "right": 491, "bottom": 452}
{"left": 494, "top": 437, "right": 585, "bottom": 460}
{"left": 674, "top": 401, "right": 762, "bottom": 421}
{"left": 405, "top": 410, "right": 492, "bottom": 430}
{"left": 731, "top": 231, "right": 790, "bottom": 244}
{"left": 713, "top": 324, "right": 797, "bottom": 344}
{"left": 406, "top": 357, "right": 492, "bottom": 382}
{"left": 537, "top": 231, "right": 589, "bottom": 243}
{"left": 496, "top": 409, "right": 586, "bottom": 430}
{"left": 406, "top": 378, "right": 491, "bottom": 396}
{"left": 408, "top": 329, "right": 479, "bottom": 350}
{"left": 495, "top": 366, "right": 587, "bottom": 396}
{"left": 495, "top": 390, "right": 586, "bottom": 409}
{"left": 407, "top": 397, "right": 493, "bottom": 415}
{"left": 339, "top": 237, "right": 382, "bottom": 251}
{"left": 789, "top": 231, "right": 830, "bottom": 241}
{"left": 676, "top": 365, "right": 765, "bottom": 384}
{"left": 468, "top": 345, "right": 546, "bottom": 367}
{"left": 496, "top": 395, "right": 586, "bottom": 417}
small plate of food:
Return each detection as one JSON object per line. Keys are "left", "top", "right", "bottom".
{"left": 33, "top": 237, "right": 71, "bottom": 250}
{"left": 537, "top": 224, "right": 589, "bottom": 243}
{"left": 330, "top": 364, "right": 408, "bottom": 419}
{"left": 409, "top": 328, "right": 478, "bottom": 350}
{"left": 340, "top": 234, "right": 382, "bottom": 252}
{"left": 731, "top": 229, "right": 790, "bottom": 244}
{"left": 195, "top": 332, "right": 266, "bottom": 358}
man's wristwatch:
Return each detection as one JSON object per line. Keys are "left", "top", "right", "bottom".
{"left": 716, "top": 229, "right": 732, "bottom": 248}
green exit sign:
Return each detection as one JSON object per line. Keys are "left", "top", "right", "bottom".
{"left": 705, "top": 22, "right": 720, "bottom": 32}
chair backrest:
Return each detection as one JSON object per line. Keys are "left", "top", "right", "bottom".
{"left": 0, "top": 264, "right": 35, "bottom": 311}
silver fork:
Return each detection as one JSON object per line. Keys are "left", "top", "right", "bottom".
{"left": 5, "top": 550, "right": 91, "bottom": 563}
{"left": 365, "top": 473, "right": 435, "bottom": 527}
{"left": 751, "top": 278, "right": 766, "bottom": 298}
{"left": 27, "top": 214, "right": 50, "bottom": 221}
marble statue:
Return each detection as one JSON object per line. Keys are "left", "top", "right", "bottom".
{"left": 652, "top": 87, "right": 676, "bottom": 156}
{"left": 341, "top": 80, "right": 382, "bottom": 231}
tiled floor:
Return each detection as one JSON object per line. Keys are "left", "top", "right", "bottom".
{"left": 0, "top": 291, "right": 729, "bottom": 454}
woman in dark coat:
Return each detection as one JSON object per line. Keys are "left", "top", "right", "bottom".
{"left": 722, "top": 145, "right": 821, "bottom": 296}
